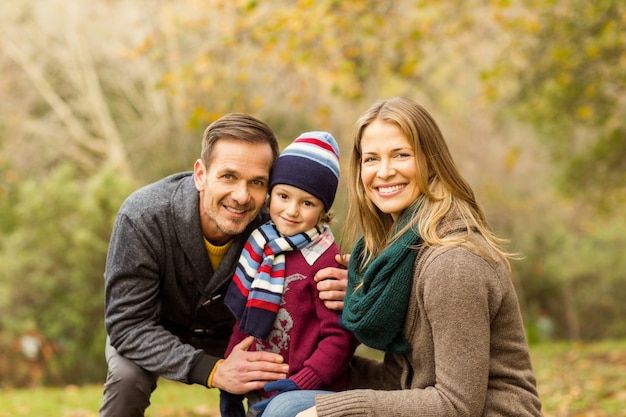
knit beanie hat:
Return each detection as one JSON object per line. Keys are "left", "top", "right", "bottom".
{"left": 269, "top": 131, "right": 340, "bottom": 211}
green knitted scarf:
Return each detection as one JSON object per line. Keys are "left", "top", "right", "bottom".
{"left": 342, "top": 210, "right": 422, "bottom": 354}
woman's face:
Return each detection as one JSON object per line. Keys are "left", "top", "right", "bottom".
{"left": 360, "top": 120, "right": 420, "bottom": 221}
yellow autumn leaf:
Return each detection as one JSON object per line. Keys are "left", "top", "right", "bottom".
{"left": 586, "top": 45, "right": 600, "bottom": 58}
{"left": 505, "top": 146, "right": 521, "bottom": 172}
{"left": 577, "top": 106, "right": 593, "bottom": 120}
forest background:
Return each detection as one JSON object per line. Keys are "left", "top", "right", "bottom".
{"left": 0, "top": 0, "right": 624, "bottom": 391}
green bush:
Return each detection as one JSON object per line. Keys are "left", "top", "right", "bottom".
{"left": 0, "top": 164, "right": 133, "bottom": 386}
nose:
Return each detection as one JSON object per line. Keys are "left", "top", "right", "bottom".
{"left": 285, "top": 201, "right": 299, "bottom": 217}
{"left": 376, "top": 158, "right": 395, "bottom": 179}
{"left": 231, "top": 182, "right": 251, "bottom": 205}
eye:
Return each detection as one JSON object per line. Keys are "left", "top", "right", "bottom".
{"left": 394, "top": 151, "right": 413, "bottom": 159}
{"left": 251, "top": 179, "right": 266, "bottom": 188}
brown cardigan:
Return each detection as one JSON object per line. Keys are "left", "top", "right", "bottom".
{"left": 315, "top": 222, "right": 543, "bottom": 417}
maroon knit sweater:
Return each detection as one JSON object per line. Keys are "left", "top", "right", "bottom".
{"left": 225, "top": 242, "right": 358, "bottom": 393}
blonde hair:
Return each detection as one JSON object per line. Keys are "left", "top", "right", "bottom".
{"left": 344, "top": 97, "right": 513, "bottom": 270}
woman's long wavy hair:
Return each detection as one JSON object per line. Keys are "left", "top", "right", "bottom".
{"left": 343, "top": 97, "right": 513, "bottom": 271}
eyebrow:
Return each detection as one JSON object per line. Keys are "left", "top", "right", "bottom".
{"left": 362, "top": 146, "right": 413, "bottom": 153}
{"left": 219, "top": 167, "right": 269, "bottom": 182}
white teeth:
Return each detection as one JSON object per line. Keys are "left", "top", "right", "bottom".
{"left": 378, "top": 184, "right": 404, "bottom": 194}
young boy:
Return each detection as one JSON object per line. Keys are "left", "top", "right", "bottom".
{"left": 220, "top": 131, "right": 358, "bottom": 417}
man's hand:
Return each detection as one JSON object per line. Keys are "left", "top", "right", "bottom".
{"left": 211, "top": 336, "right": 288, "bottom": 394}
{"left": 314, "top": 253, "right": 349, "bottom": 311}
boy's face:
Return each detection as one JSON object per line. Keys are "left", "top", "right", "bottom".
{"left": 269, "top": 184, "right": 325, "bottom": 236}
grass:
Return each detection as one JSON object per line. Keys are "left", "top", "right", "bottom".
{"left": 529, "top": 339, "right": 626, "bottom": 417}
{"left": 1, "top": 340, "right": 625, "bottom": 417}
{"left": 0, "top": 381, "right": 216, "bottom": 417}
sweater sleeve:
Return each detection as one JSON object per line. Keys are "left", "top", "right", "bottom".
{"left": 289, "top": 248, "right": 359, "bottom": 391}
{"left": 315, "top": 247, "right": 502, "bottom": 417}
{"left": 224, "top": 321, "right": 248, "bottom": 359}
{"left": 105, "top": 212, "right": 212, "bottom": 384}
{"left": 291, "top": 292, "right": 358, "bottom": 390}
{"left": 346, "top": 355, "right": 402, "bottom": 391}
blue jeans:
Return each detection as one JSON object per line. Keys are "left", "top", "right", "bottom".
{"left": 263, "top": 390, "right": 333, "bottom": 417}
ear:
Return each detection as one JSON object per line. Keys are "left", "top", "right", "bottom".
{"left": 193, "top": 159, "right": 205, "bottom": 191}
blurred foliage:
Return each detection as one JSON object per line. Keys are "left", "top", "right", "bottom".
{"left": 0, "top": 163, "right": 133, "bottom": 385}
{"left": 0, "top": 0, "right": 624, "bottom": 385}
{"left": 485, "top": 181, "right": 626, "bottom": 342}
{"left": 484, "top": 0, "right": 626, "bottom": 210}
{"left": 517, "top": 204, "right": 626, "bottom": 341}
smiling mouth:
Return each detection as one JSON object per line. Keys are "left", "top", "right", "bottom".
{"left": 224, "top": 204, "right": 249, "bottom": 215}
{"left": 377, "top": 184, "right": 405, "bottom": 194}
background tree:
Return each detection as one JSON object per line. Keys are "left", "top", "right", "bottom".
{"left": 484, "top": 0, "right": 626, "bottom": 210}
{"left": 480, "top": 0, "right": 626, "bottom": 340}
{"left": 0, "top": 163, "right": 133, "bottom": 384}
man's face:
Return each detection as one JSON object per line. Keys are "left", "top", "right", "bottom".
{"left": 194, "top": 138, "right": 274, "bottom": 245}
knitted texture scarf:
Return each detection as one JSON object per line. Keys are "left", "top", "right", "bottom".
{"left": 225, "top": 221, "right": 321, "bottom": 339}
{"left": 342, "top": 211, "right": 422, "bottom": 354}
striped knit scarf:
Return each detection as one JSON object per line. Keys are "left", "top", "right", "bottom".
{"left": 224, "top": 221, "right": 321, "bottom": 339}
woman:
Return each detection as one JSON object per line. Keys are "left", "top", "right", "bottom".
{"left": 262, "top": 97, "right": 543, "bottom": 417}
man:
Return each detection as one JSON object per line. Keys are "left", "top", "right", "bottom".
{"left": 100, "top": 114, "right": 348, "bottom": 417}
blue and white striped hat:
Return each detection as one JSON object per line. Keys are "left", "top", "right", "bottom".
{"left": 269, "top": 131, "right": 340, "bottom": 211}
